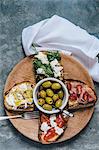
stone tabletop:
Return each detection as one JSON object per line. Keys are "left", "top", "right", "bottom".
{"left": 0, "top": 0, "right": 99, "bottom": 150}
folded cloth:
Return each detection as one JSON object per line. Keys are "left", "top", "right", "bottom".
{"left": 22, "top": 15, "right": 99, "bottom": 82}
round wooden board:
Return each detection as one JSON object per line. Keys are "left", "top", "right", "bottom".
{"left": 4, "top": 53, "right": 95, "bottom": 144}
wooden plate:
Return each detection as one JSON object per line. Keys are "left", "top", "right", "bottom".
{"left": 4, "top": 53, "right": 95, "bottom": 143}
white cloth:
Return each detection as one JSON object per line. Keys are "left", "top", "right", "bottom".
{"left": 22, "top": 15, "right": 99, "bottom": 82}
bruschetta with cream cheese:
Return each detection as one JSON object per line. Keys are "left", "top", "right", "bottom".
{"left": 4, "top": 81, "right": 34, "bottom": 111}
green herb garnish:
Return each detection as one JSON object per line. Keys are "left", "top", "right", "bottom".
{"left": 47, "top": 51, "right": 61, "bottom": 62}
{"left": 33, "top": 59, "right": 42, "bottom": 69}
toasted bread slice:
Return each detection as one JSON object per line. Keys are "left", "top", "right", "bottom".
{"left": 4, "top": 81, "right": 34, "bottom": 112}
{"left": 65, "top": 79, "right": 97, "bottom": 110}
{"left": 38, "top": 113, "right": 69, "bottom": 144}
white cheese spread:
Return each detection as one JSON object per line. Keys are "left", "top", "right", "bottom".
{"left": 6, "top": 83, "right": 33, "bottom": 109}
{"left": 19, "top": 83, "right": 27, "bottom": 91}
{"left": 6, "top": 94, "right": 15, "bottom": 107}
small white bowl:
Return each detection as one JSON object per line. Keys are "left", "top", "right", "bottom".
{"left": 33, "top": 78, "right": 69, "bottom": 114}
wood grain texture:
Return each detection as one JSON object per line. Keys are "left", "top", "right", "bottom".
{"left": 4, "top": 54, "right": 95, "bottom": 144}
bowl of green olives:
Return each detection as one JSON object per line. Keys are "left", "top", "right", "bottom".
{"left": 33, "top": 78, "right": 69, "bottom": 114}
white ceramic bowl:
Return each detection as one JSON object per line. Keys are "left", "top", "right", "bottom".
{"left": 33, "top": 78, "right": 69, "bottom": 114}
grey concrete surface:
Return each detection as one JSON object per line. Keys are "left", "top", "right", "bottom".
{"left": 0, "top": 0, "right": 99, "bottom": 150}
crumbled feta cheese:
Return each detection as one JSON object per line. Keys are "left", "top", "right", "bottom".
{"left": 50, "top": 59, "right": 59, "bottom": 68}
{"left": 50, "top": 120, "right": 57, "bottom": 128}
{"left": 41, "top": 122, "right": 51, "bottom": 133}
{"left": 50, "top": 59, "right": 63, "bottom": 77}
{"left": 50, "top": 114, "right": 56, "bottom": 121}
{"left": 35, "top": 52, "right": 49, "bottom": 64}
{"left": 55, "top": 126, "right": 64, "bottom": 135}
{"left": 50, "top": 115, "right": 57, "bottom": 127}
{"left": 36, "top": 68, "right": 45, "bottom": 74}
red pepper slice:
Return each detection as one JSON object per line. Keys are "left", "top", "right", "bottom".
{"left": 56, "top": 114, "right": 65, "bottom": 128}
{"left": 41, "top": 114, "right": 50, "bottom": 125}
{"left": 44, "top": 128, "right": 57, "bottom": 141}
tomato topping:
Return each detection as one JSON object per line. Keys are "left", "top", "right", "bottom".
{"left": 41, "top": 114, "right": 50, "bottom": 125}
{"left": 82, "top": 91, "right": 94, "bottom": 103}
{"left": 83, "top": 92, "right": 88, "bottom": 101}
{"left": 88, "top": 94, "right": 94, "bottom": 102}
{"left": 67, "top": 83, "right": 72, "bottom": 90}
{"left": 76, "top": 85, "right": 82, "bottom": 95}
{"left": 69, "top": 93, "right": 77, "bottom": 101}
{"left": 44, "top": 128, "right": 57, "bottom": 141}
{"left": 56, "top": 114, "right": 65, "bottom": 128}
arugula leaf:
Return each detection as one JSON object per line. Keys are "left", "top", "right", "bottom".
{"left": 45, "top": 64, "right": 54, "bottom": 76}
{"left": 33, "top": 59, "right": 42, "bottom": 69}
{"left": 41, "top": 64, "right": 54, "bottom": 77}
{"left": 47, "top": 51, "right": 61, "bottom": 62}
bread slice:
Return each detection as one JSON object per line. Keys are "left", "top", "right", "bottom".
{"left": 4, "top": 81, "right": 34, "bottom": 112}
{"left": 38, "top": 113, "right": 69, "bottom": 144}
{"left": 65, "top": 79, "right": 97, "bottom": 110}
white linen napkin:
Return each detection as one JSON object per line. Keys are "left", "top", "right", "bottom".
{"left": 22, "top": 15, "right": 99, "bottom": 82}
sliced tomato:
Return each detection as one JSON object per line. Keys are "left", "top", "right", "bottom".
{"left": 76, "top": 85, "right": 82, "bottom": 95}
{"left": 56, "top": 114, "right": 65, "bottom": 128}
{"left": 88, "top": 94, "right": 94, "bottom": 102}
{"left": 44, "top": 128, "right": 57, "bottom": 141}
{"left": 83, "top": 92, "right": 88, "bottom": 101}
{"left": 69, "top": 93, "right": 77, "bottom": 101}
{"left": 67, "top": 83, "right": 72, "bottom": 90}
{"left": 41, "top": 114, "right": 50, "bottom": 125}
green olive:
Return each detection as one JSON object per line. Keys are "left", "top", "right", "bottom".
{"left": 51, "top": 83, "right": 61, "bottom": 90}
{"left": 42, "top": 81, "right": 52, "bottom": 88}
{"left": 46, "top": 89, "right": 54, "bottom": 97}
{"left": 58, "top": 90, "right": 64, "bottom": 99}
{"left": 52, "top": 94, "right": 59, "bottom": 102}
{"left": 45, "top": 97, "right": 53, "bottom": 104}
{"left": 55, "top": 99, "right": 62, "bottom": 108}
{"left": 39, "top": 90, "right": 46, "bottom": 98}
{"left": 43, "top": 104, "right": 52, "bottom": 111}
{"left": 38, "top": 98, "right": 45, "bottom": 106}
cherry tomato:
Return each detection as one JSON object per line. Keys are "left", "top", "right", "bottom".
{"left": 69, "top": 93, "right": 77, "bottom": 101}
